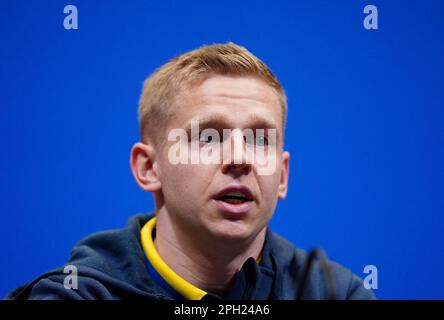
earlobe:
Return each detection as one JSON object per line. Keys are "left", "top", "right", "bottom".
{"left": 130, "top": 142, "right": 162, "bottom": 192}
{"left": 278, "top": 151, "right": 290, "bottom": 200}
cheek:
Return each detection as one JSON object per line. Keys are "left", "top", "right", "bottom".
{"left": 161, "top": 166, "right": 197, "bottom": 214}
{"left": 257, "top": 164, "right": 283, "bottom": 203}
{"left": 160, "top": 162, "right": 215, "bottom": 206}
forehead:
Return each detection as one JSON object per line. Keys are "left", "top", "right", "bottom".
{"left": 173, "top": 75, "right": 282, "bottom": 129}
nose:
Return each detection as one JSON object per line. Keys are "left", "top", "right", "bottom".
{"left": 221, "top": 129, "right": 252, "bottom": 177}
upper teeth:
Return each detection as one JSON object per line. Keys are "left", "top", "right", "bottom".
{"left": 225, "top": 191, "right": 246, "bottom": 198}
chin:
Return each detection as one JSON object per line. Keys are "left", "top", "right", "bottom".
{"left": 207, "top": 219, "right": 257, "bottom": 242}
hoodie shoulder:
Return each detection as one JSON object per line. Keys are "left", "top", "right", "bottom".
{"left": 266, "top": 230, "right": 376, "bottom": 300}
{"left": 6, "top": 214, "right": 170, "bottom": 300}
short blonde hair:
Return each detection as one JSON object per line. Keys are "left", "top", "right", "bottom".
{"left": 138, "top": 42, "right": 287, "bottom": 144}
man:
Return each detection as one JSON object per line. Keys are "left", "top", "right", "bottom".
{"left": 7, "top": 42, "right": 375, "bottom": 300}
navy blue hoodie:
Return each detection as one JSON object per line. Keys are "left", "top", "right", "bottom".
{"left": 6, "top": 214, "right": 375, "bottom": 300}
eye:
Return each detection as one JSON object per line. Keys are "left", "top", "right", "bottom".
{"left": 256, "top": 134, "right": 269, "bottom": 147}
{"left": 199, "top": 132, "right": 217, "bottom": 144}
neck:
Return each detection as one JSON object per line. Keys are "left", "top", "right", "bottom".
{"left": 154, "top": 208, "right": 266, "bottom": 296}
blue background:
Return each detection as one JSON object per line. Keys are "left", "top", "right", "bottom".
{"left": 1, "top": 0, "right": 443, "bottom": 299}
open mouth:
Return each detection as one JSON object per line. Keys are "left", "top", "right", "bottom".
{"left": 215, "top": 192, "right": 253, "bottom": 204}
{"left": 213, "top": 186, "right": 254, "bottom": 216}
{"left": 214, "top": 186, "right": 254, "bottom": 204}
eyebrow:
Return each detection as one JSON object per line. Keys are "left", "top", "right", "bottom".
{"left": 182, "top": 112, "right": 279, "bottom": 134}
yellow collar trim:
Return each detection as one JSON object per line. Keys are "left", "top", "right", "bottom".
{"left": 140, "top": 216, "right": 207, "bottom": 300}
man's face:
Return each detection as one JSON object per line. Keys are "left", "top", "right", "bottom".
{"left": 155, "top": 75, "right": 289, "bottom": 242}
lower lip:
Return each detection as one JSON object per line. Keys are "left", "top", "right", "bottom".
{"left": 213, "top": 199, "right": 253, "bottom": 218}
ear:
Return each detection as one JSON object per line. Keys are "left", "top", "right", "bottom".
{"left": 277, "top": 151, "right": 290, "bottom": 200}
{"left": 130, "top": 142, "right": 162, "bottom": 192}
